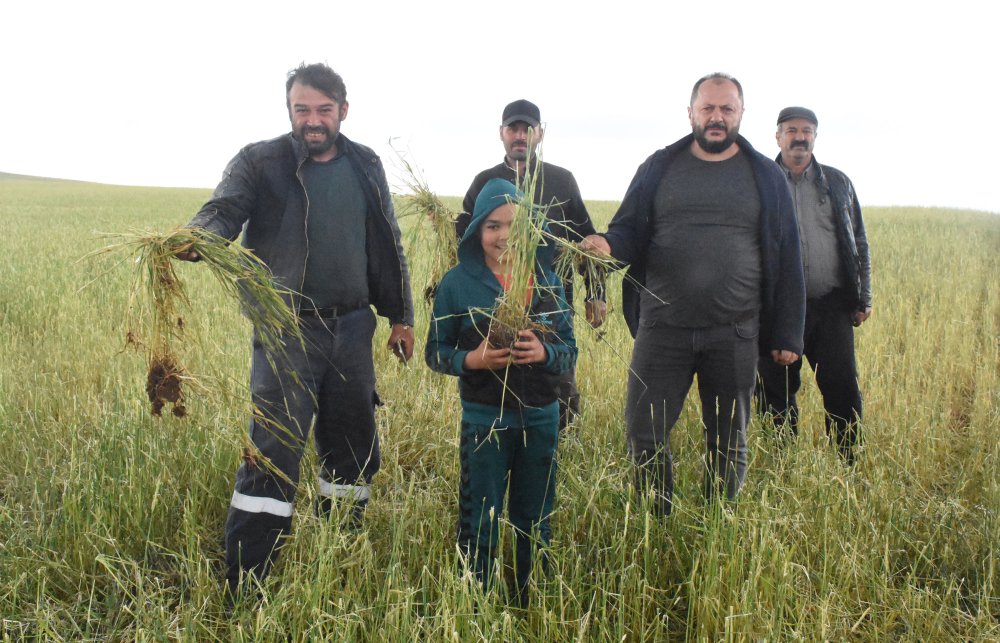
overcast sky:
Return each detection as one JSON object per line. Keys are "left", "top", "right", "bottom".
{"left": 4, "top": 1, "right": 997, "bottom": 214}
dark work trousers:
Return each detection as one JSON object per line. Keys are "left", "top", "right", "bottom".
{"left": 756, "top": 289, "right": 862, "bottom": 463}
{"left": 224, "top": 308, "right": 380, "bottom": 592}
{"left": 625, "top": 318, "right": 758, "bottom": 516}
{"left": 457, "top": 412, "right": 558, "bottom": 605}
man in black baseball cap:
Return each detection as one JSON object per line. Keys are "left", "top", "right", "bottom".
{"left": 454, "top": 99, "right": 607, "bottom": 432}
{"left": 757, "top": 105, "right": 872, "bottom": 465}
{"left": 497, "top": 99, "right": 543, "bottom": 169}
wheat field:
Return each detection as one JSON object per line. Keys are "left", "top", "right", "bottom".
{"left": 0, "top": 175, "right": 997, "bottom": 641}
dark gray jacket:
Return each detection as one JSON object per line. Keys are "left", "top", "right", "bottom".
{"left": 781, "top": 154, "right": 872, "bottom": 311}
{"left": 188, "top": 133, "right": 414, "bottom": 326}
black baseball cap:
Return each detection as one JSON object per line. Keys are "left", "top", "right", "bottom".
{"left": 776, "top": 106, "right": 818, "bottom": 127}
{"left": 501, "top": 99, "right": 541, "bottom": 127}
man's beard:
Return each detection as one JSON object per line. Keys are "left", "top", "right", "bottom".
{"left": 506, "top": 141, "right": 534, "bottom": 163}
{"left": 296, "top": 125, "right": 338, "bottom": 156}
{"left": 693, "top": 123, "right": 738, "bottom": 154}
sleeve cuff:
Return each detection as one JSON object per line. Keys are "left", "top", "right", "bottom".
{"left": 451, "top": 351, "right": 469, "bottom": 375}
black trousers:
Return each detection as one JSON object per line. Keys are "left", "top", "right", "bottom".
{"left": 756, "top": 289, "right": 863, "bottom": 462}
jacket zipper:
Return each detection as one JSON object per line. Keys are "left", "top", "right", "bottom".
{"left": 296, "top": 157, "right": 309, "bottom": 310}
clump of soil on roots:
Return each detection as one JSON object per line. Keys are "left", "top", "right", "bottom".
{"left": 146, "top": 354, "right": 186, "bottom": 418}
{"left": 488, "top": 315, "right": 546, "bottom": 351}
{"left": 487, "top": 322, "right": 518, "bottom": 350}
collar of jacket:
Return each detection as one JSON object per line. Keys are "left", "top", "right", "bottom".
{"left": 502, "top": 155, "right": 541, "bottom": 176}
{"left": 666, "top": 132, "right": 759, "bottom": 159}
{"left": 643, "top": 132, "right": 762, "bottom": 191}
{"left": 774, "top": 152, "right": 830, "bottom": 191}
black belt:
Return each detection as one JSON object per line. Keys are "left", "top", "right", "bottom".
{"left": 298, "top": 303, "right": 367, "bottom": 319}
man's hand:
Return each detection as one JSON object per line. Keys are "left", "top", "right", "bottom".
{"left": 511, "top": 330, "right": 546, "bottom": 365}
{"left": 771, "top": 349, "right": 799, "bottom": 366}
{"left": 463, "top": 337, "right": 512, "bottom": 371}
{"left": 580, "top": 234, "right": 611, "bottom": 257}
{"left": 853, "top": 307, "right": 872, "bottom": 327}
{"left": 585, "top": 300, "right": 607, "bottom": 328}
{"left": 388, "top": 324, "right": 414, "bottom": 363}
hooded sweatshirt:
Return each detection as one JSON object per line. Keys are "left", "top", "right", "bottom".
{"left": 425, "top": 178, "right": 577, "bottom": 426}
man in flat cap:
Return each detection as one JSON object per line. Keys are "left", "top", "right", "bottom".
{"left": 756, "top": 106, "right": 872, "bottom": 464}
{"left": 455, "top": 99, "right": 606, "bottom": 432}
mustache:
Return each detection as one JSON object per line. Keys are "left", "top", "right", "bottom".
{"left": 790, "top": 140, "right": 810, "bottom": 149}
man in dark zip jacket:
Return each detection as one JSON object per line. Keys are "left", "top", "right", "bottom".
{"left": 583, "top": 73, "right": 805, "bottom": 516}
{"left": 181, "top": 63, "right": 414, "bottom": 597}
{"left": 756, "top": 106, "right": 872, "bottom": 465}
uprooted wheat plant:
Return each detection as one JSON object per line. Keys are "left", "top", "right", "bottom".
{"left": 89, "top": 227, "right": 301, "bottom": 417}
{"left": 486, "top": 144, "right": 617, "bottom": 349}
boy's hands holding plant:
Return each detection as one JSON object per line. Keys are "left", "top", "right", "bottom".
{"left": 510, "top": 330, "right": 545, "bottom": 365}
{"left": 464, "top": 337, "right": 511, "bottom": 371}
{"left": 464, "top": 330, "right": 545, "bottom": 370}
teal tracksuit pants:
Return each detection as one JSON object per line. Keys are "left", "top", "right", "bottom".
{"left": 457, "top": 403, "right": 558, "bottom": 601}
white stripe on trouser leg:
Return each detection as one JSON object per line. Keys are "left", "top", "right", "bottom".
{"left": 318, "top": 478, "right": 371, "bottom": 502}
{"left": 230, "top": 490, "right": 294, "bottom": 517}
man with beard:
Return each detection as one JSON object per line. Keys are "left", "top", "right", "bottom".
{"left": 756, "top": 107, "right": 872, "bottom": 465}
{"left": 454, "top": 99, "right": 606, "bottom": 432}
{"left": 179, "top": 62, "right": 414, "bottom": 598}
{"left": 582, "top": 73, "right": 804, "bottom": 516}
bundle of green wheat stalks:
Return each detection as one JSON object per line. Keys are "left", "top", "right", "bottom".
{"left": 393, "top": 149, "right": 459, "bottom": 303}
{"left": 486, "top": 171, "right": 548, "bottom": 348}
{"left": 92, "top": 227, "right": 300, "bottom": 417}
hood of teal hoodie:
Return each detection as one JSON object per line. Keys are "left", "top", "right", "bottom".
{"left": 458, "top": 177, "right": 555, "bottom": 279}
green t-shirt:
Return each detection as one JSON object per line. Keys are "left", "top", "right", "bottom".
{"left": 299, "top": 154, "right": 369, "bottom": 309}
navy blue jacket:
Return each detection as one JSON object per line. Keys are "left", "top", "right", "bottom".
{"left": 603, "top": 134, "right": 805, "bottom": 356}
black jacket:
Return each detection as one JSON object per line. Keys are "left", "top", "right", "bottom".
{"left": 188, "top": 133, "right": 414, "bottom": 326}
{"left": 781, "top": 154, "right": 872, "bottom": 311}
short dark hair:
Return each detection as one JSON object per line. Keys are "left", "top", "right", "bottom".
{"left": 690, "top": 72, "right": 744, "bottom": 106}
{"left": 286, "top": 62, "right": 347, "bottom": 108}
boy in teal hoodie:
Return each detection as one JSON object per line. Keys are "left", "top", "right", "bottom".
{"left": 425, "top": 178, "right": 577, "bottom": 606}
